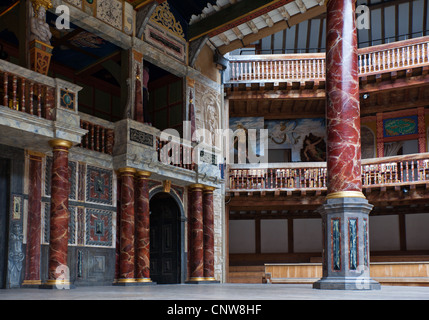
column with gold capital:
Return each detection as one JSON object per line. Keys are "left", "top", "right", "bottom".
{"left": 203, "top": 186, "right": 217, "bottom": 282}
{"left": 313, "top": 0, "right": 380, "bottom": 290}
{"left": 41, "top": 139, "right": 73, "bottom": 289}
{"left": 187, "top": 184, "right": 205, "bottom": 282}
{"left": 116, "top": 167, "right": 137, "bottom": 284}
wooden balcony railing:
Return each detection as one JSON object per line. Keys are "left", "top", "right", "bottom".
{"left": 1, "top": 63, "right": 55, "bottom": 119}
{"left": 77, "top": 113, "right": 115, "bottom": 155}
{"left": 227, "top": 153, "right": 429, "bottom": 192}
{"left": 225, "top": 36, "right": 429, "bottom": 83}
{"left": 156, "top": 137, "right": 196, "bottom": 171}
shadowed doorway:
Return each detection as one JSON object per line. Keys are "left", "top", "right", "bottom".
{"left": 149, "top": 193, "right": 181, "bottom": 284}
{"left": 0, "top": 158, "right": 10, "bottom": 289}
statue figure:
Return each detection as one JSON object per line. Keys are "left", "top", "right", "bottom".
{"left": 30, "top": 4, "right": 53, "bottom": 45}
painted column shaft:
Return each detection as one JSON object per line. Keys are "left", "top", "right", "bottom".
{"left": 203, "top": 187, "right": 215, "bottom": 280}
{"left": 23, "top": 154, "right": 42, "bottom": 285}
{"left": 47, "top": 140, "right": 72, "bottom": 284}
{"left": 135, "top": 171, "right": 151, "bottom": 281}
{"left": 118, "top": 168, "right": 136, "bottom": 282}
{"left": 325, "top": 0, "right": 363, "bottom": 198}
{"left": 189, "top": 184, "right": 204, "bottom": 280}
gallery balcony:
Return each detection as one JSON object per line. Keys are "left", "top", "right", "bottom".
{"left": 226, "top": 152, "right": 429, "bottom": 206}
{"left": 0, "top": 59, "right": 221, "bottom": 187}
{"left": 224, "top": 36, "right": 429, "bottom": 87}
{"left": 0, "top": 59, "right": 86, "bottom": 153}
{"left": 74, "top": 113, "right": 222, "bottom": 187}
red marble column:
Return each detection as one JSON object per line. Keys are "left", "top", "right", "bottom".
{"left": 135, "top": 171, "right": 151, "bottom": 283}
{"left": 118, "top": 167, "right": 137, "bottom": 283}
{"left": 203, "top": 187, "right": 216, "bottom": 281}
{"left": 23, "top": 152, "right": 43, "bottom": 286}
{"left": 325, "top": 0, "right": 365, "bottom": 200}
{"left": 189, "top": 184, "right": 204, "bottom": 281}
{"left": 114, "top": 175, "right": 122, "bottom": 283}
{"left": 45, "top": 139, "right": 73, "bottom": 287}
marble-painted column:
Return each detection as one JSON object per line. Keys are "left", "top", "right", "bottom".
{"left": 23, "top": 152, "right": 43, "bottom": 286}
{"left": 203, "top": 186, "right": 216, "bottom": 281}
{"left": 188, "top": 184, "right": 204, "bottom": 282}
{"left": 313, "top": 0, "right": 379, "bottom": 290}
{"left": 135, "top": 171, "right": 152, "bottom": 283}
{"left": 117, "top": 168, "right": 137, "bottom": 284}
{"left": 114, "top": 175, "right": 121, "bottom": 283}
{"left": 44, "top": 139, "right": 73, "bottom": 288}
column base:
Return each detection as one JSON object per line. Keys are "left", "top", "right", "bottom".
{"left": 21, "top": 280, "right": 42, "bottom": 288}
{"left": 39, "top": 280, "right": 75, "bottom": 290}
{"left": 113, "top": 278, "right": 157, "bottom": 286}
{"left": 313, "top": 277, "right": 381, "bottom": 290}
{"left": 186, "top": 277, "right": 220, "bottom": 284}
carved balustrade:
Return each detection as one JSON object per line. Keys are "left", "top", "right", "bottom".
{"left": 225, "top": 36, "right": 429, "bottom": 84}
{"left": 227, "top": 153, "right": 429, "bottom": 192}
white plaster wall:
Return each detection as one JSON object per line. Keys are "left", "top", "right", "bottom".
{"left": 405, "top": 213, "right": 429, "bottom": 250}
{"left": 229, "top": 220, "right": 255, "bottom": 254}
{"left": 260, "top": 219, "right": 288, "bottom": 253}
{"left": 369, "top": 215, "right": 400, "bottom": 251}
{"left": 293, "top": 219, "right": 323, "bottom": 253}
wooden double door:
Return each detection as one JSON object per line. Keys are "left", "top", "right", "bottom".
{"left": 149, "top": 193, "right": 181, "bottom": 284}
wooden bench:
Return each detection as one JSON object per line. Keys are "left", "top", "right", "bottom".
{"left": 264, "top": 261, "right": 429, "bottom": 287}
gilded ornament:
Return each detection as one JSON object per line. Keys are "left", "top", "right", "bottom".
{"left": 30, "top": 0, "right": 53, "bottom": 17}
{"left": 150, "top": 2, "right": 184, "bottom": 39}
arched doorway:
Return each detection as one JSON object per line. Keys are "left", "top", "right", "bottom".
{"left": 149, "top": 192, "right": 181, "bottom": 284}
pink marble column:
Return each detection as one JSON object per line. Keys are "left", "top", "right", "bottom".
{"left": 135, "top": 171, "right": 151, "bottom": 283}
{"left": 117, "top": 168, "right": 137, "bottom": 283}
{"left": 189, "top": 184, "right": 204, "bottom": 281}
{"left": 45, "top": 139, "right": 73, "bottom": 287}
{"left": 23, "top": 153, "right": 43, "bottom": 286}
{"left": 325, "top": 0, "right": 364, "bottom": 200}
{"left": 203, "top": 186, "right": 216, "bottom": 281}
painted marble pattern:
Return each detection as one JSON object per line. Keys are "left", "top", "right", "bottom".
{"left": 115, "top": 176, "right": 121, "bottom": 281}
{"left": 190, "top": 187, "right": 204, "bottom": 279}
{"left": 96, "top": 0, "right": 123, "bottom": 30}
{"left": 332, "top": 219, "right": 341, "bottom": 271}
{"left": 135, "top": 177, "right": 150, "bottom": 279}
{"left": 24, "top": 156, "right": 42, "bottom": 282}
{"left": 349, "top": 218, "right": 358, "bottom": 270}
{"left": 203, "top": 190, "right": 215, "bottom": 279}
{"left": 86, "top": 209, "right": 112, "bottom": 246}
{"left": 119, "top": 173, "right": 135, "bottom": 280}
{"left": 326, "top": 0, "right": 362, "bottom": 194}
{"left": 48, "top": 146, "right": 70, "bottom": 281}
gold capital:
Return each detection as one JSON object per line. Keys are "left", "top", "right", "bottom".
{"left": 49, "top": 139, "right": 73, "bottom": 150}
{"left": 118, "top": 167, "right": 137, "bottom": 175}
{"left": 136, "top": 171, "right": 152, "bottom": 179}
{"left": 203, "top": 186, "right": 216, "bottom": 193}
{"left": 326, "top": 191, "right": 366, "bottom": 200}
{"left": 189, "top": 184, "right": 204, "bottom": 191}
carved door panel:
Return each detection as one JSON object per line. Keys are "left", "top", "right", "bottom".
{"left": 150, "top": 196, "right": 180, "bottom": 284}
{"left": 0, "top": 159, "right": 9, "bottom": 289}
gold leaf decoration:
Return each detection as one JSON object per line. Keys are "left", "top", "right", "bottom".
{"left": 150, "top": 2, "right": 184, "bottom": 40}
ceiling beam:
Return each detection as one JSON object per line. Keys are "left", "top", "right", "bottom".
{"left": 188, "top": 0, "right": 295, "bottom": 42}
{"left": 218, "top": 4, "right": 326, "bottom": 54}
